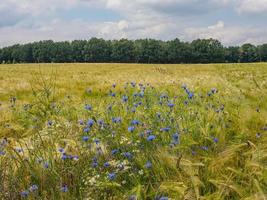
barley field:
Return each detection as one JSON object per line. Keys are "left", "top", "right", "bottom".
{"left": 0, "top": 63, "right": 267, "bottom": 200}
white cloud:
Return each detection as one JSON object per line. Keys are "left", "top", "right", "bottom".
{"left": 237, "top": 0, "right": 267, "bottom": 14}
{"left": 0, "top": 0, "right": 267, "bottom": 47}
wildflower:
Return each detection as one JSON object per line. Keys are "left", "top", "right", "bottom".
{"left": 256, "top": 133, "right": 261, "bottom": 138}
{"left": 20, "top": 190, "right": 29, "bottom": 198}
{"left": 43, "top": 162, "right": 49, "bottom": 169}
{"left": 213, "top": 137, "right": 219, "bottom": 143}
{"left": 85, "top": 104, "right": 92, "bottom": 111}
{"left": 111, "top": 149, "right": 119, "bottom": 155}
{"left": 78, "top": 120, "right": 84, "bottom": 125}
{"left": 147, "top": 135, "right": 156, "bottom": 141}
{"left": 201, "top": 146, "right": 208, "bottom": 151}
{"left": 112, "top": 83, "right": 116, "bottom": 88}
{"left": 110, "top": 92, "right": 116, "bottom": 97}
{"left": 92, "top": 162, "right": 98, "bottom": 168}
{"left": 129, "top": 195, "right": 137, "bottom": 200}
{"left": 188, "top": 92, "right": 194, "bottom": 99}
{"left": 160, "top": 127, "right": 171, "bottom": 132}
{"left": 172, "top": 133, "right": 180, "bottom": 145}
{"left": 29, "top": 184, "right": 38, "bottom": 192}
{"left": 168, "top": 102, "right": 175, "bottom": 108}
{"left": 61, "top": 154, "right": 68, "bottom": 160}
{"left": 131, "top": 120, "right": 140, "bottom": 126}
{"left": 123, "top": 152, "right": 132, "bottom": 159}
{"left": 103, "top": 162, "right": 110, "bottom": 167}
{"left": 47, "top": 120, "right": 53, "bottom": 127}
{"left": 97, "top": 119, "right": 104, "bottom": 126}
{"left": 0, "top": 151, "right": 5, "bottom": 156}
{"left": 122, "top": 95, "right": 128, "bottom": 102}
{"left": 108, "top": 172, "right": 116, "bottom": 181}
{"left": 83, "top": 127, "right": 90, "bottom": 133}
{"left": 128, "top": 126, "right": 135, "bottom": 133}
{"left": 145, "top": 161, "right": 152, "bottom": 169}
{"left": 87, "top": 119, "right": 94, "bottom": 127}
{"left": 112, "top": 117, "right": 122, "bottom": 124}
{"left": 83, "top": 136, "right": 90, "bottom": 142}
{"left": 60, "top": 185, "right": 68, "bottom": 193}
{"left": 211, "top": 88, "right": 217, "bottom": 94}
{"left": 159, "top": 197, "right": 168, "bottom": 200}
{"left": 94, "top": 138, "right": 100, "bottom": 145}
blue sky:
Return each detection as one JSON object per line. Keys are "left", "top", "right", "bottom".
{"left": 1, "top": 0, "right": 267, "bottom": 47}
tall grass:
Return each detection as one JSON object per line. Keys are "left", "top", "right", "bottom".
{"left": 0, "top": 64, "right": 266, "bottom": 199}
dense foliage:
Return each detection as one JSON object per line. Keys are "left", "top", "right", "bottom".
{"left": 1, "top": 38, "right": 267, "bottom": 64}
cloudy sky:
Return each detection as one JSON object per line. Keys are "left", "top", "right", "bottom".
{"left": 1, "top": 0, "right": 267, "bottom": 47}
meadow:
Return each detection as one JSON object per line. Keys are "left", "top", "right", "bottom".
{"left": 0, "top": 63, "right": 267, "bottom": 200}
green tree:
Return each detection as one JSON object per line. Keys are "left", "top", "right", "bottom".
{"left": 111, "top": 39, "right": 135, "bottom": 63}
{"left": 240, "top": 43, "right": 259, "bottom": 63}
{"left": 84, "top": 38, "right": 112, "bottom": 62}
{"left": 258, "top": 44, "right": 267, "bottom": 62}
{"left": 191, "top": 39, "right": 225, "bottom": 63}
{"left": 225, "top": 46, "right": 240, "bottom": 63}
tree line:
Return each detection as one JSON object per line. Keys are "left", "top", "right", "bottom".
{"left": 0, "top": 38, "right": 267, "bottom": 64}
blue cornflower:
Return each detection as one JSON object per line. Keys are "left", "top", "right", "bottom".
{"left": 129, "top": 195, "right": 137, "bottom": 200}
{"left": 83, "top": 127, "right": 90, "bottom": 133}
{"left": 139, "top": 91, "right": 144, "bottom": 98}
{"left": 92, "top": 162, "right": 98, "bottom": 168}
{"left": 147, "top": 135, "right": 156, "bottom": 141}
{"left": 123, "top": 152, "right": 132, "bottom": 159}
{"left": 20, "top": 190, "right": 29, "bottom": 198}
{"left": 207, "top": 92, "right": 212, "bottom": 97}
{"left": 111, "top": 149, "right": 119, "bottom": 155}
{"left": 94, "top": 138, "right": 100, "bottom": 145}
{"left": 43, "top": 162, "right": 49, "bottom": 169}
{"left": 78, "top": 120, "right": 84, "bottom": 125}
{"left": 110, "top": 92, "right": 116, "bottom": 97}
{"left": 160, "top": 127, "right": 171, "bottom": 132}
{"left": 201, "top": 146, "right": 208, "bottom": 151}
{"left": 131, "top": 120, "right": 140, "bottom": 126}
{"left": 0, "top": 151, "right": 5, "bottom": 156}
{"left": 61, "top": 154, "right": 68, "bottom": 160}
{"left": 188, "top": 92, "right": 194, "bottom": 99}
{"left": 85, "top": 104, "right": 92, "bottom": 111}
{"left": 122, "top": 95, "right": 128, "bottom": 102}
{"left": 87, "top": 119, "right": 94, "bottom": 127}
{"left": 97, "top": 119, "right": 104, "bottom": 126}
{"left": 83, "top": 136, "right": 90, "bottom": 142}
{"left": 145, "top": 161, "right": 152, "bottom": 169}
{"left": 128, "top": 126, "right": 135, "bottom": 132}
{"left": 168, "top": 102, "right": 175, "bottom": 108}
{"left": 29, "top": 184, "right": 38, "bottom": 192}
{"left": 211, "top": 88, "right": 217, "bottom": 94}
{"left": 108, "top": 172, "right": 116, "bottom": 181}
{"left": 47, "top": 120, "right": 53, "bottom": 127}
{"left": 58, "top": 148, "right": 64, "bottom": 153}
{"left": 112, "top": 117, "right": 122, "bottom": 124}
{"left": 172, "top": 133, "right": 180, "bottom": 145}
{"left": 159, "top": 197, "right": 168, "bottom": 200}
{"left": 103, "top": 162, "right": 110, "bottom": 167}
{"left": 60, "top": 185, "right": 68, "bottom": 193}
{"left": 131, "top": 82, "right": 136, "bottom": 87}
{"left": 213, "top": 137, "right": 219, "bottom": 143}
{"left": 131, "top": 108, "right": 136, "bottom": 113}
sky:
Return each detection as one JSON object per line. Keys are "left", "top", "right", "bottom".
{"left": 1, "top": 0, "right": 267, "bottom": 47}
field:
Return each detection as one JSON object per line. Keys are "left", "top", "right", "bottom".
{"left": 0, "top": 63, "right": 267, "bottom": 199}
